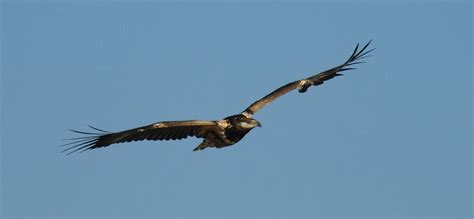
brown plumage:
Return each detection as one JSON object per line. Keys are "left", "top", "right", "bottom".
{"left": 62, "top": 41, "right": 374, "bottom": 154}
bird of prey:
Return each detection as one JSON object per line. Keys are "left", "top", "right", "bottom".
{"left": 63, "top": 41, "right": 374, "bottom": 154}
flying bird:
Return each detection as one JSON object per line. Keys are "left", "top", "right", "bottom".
{"left": 63, "top": 41, "right": 374, "bottom": 154}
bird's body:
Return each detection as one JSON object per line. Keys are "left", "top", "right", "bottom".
{"left": 193, "top": 114, "right": 261, "bottom": 151}
{"left": 63, "top": 41, "right": 374, "bottom": 154}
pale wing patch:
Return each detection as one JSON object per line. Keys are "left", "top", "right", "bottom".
{"left": 241, "top": 111, "right": 252, "bottom": 118}
{"left": 159, "top": 120, "right": 217, "bottom": 127}
{"left": 217, "top": 120, "right": 230, "bottom": 128}
{"left": 298, "top": 79, "right": 312, "bottom": 87}
{"left": 153, "top": 123, "right": 167, "bottom": 128}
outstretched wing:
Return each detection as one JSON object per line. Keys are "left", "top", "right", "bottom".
{"left": 242, "top": 41, "right": 374, "bottom": 117}
{"left": 62, "top": 120, "right": 218, "bottom": 155}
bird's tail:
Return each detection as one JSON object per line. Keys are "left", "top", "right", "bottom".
{"left": 193, "top": 140, "right": 210, "bottom": 151}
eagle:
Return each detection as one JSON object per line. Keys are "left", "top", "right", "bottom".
{"left": 63, "top": 41, "right": 374, "bottom": 154}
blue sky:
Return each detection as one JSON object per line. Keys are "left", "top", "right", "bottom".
{"left": 1, "top": 0, "right": 472, "bottom": 218}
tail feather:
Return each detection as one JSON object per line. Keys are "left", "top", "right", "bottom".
{"left": 193, "top": 140, "right": 209, "bottom": 151}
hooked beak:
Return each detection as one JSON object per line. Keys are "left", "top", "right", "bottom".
{"left": 256, "top": 121, "right": 262, "bottom": 128}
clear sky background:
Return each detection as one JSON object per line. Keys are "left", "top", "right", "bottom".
{"left": 1, "top": 0, "right": 472, "bottom": 218}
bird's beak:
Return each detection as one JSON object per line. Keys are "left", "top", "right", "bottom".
{"left": 256, "top": 121, "right": 262, "bottom": 128}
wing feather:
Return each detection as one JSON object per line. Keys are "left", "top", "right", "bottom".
{"left": 243, "top": 41, "right": 374, "bottom": 116}
{"left": 62, "top": 120, "right": 218, "bottom": 155}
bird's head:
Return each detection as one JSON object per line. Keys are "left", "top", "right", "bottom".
{"left": 237, "top": 118, "right": 262, "bottom": 129}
